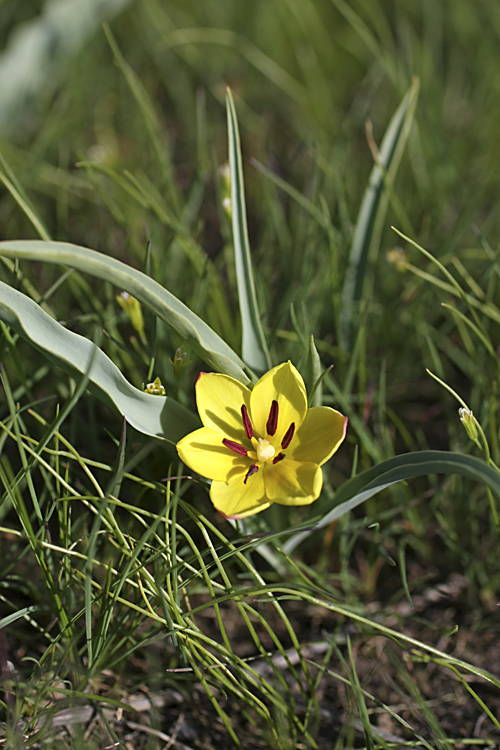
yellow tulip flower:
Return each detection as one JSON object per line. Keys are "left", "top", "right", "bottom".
{"left": 177, "top": 361, "right": 347, "bottom": 519}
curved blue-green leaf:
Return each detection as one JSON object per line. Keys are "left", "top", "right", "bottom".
{"left": 226, "top": 89, "right": 271, "bottom": 374}
{"left": 0, "top": 239, "right": 250, "bottom": 385}
{"left": 340, "top": 77, "right": 420, "bottom": 349}
{"left": 0, "top": 281, "right": 200, "bottom": 443}
{"left": 283, "top": 450, "right": 500, "bottom": 553}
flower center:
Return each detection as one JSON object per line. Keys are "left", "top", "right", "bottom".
{"left": 255, "top": 438, "right": 275, "bottom": 463}
{"left": 222, "top": 399, "right": 296, "bottom": 483}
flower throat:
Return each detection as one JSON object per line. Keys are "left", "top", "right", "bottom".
{"left": 222, "top": 400, "right": 295, "bottom": 483}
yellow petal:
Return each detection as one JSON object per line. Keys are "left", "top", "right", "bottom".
{"left": 250, "top": 361, "right": 307, "bottom": 445}
{"left": 264, "top": 459, "right": 323, "bottom": 505}
{"left": 288, "top": 407, "right": 347, "bottom": 466}
{"left": 196, "top": 372, "right": 251, "bottom": 442}
{"left": 210, "top": 471, "right": 271, "bottom": 519}
{"left": 177, "top": 427, "right": 249, "bottom": 481}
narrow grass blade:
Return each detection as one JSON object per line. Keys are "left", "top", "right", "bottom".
{"left": 0, "top": 281, "right": 199, "bottom": 443}
{"left": 0, "top": 607, "right": 38, "bottom": 629}
{"left": 0, "top": 152, "right": 51, "bottom": 240}
{"left": 441, "top": 302, "right": 496, "bottom": 358}
{"left": 340, "top": 78, "right": 420, "bottom": 348}
{"left": 0, "top": 239, "right": 251, "bottom": 384}
{"left": 162, "top": 27, "right": 307, "bottom": 107}
{"left": 346, "top": 635, "right": 375, "bottom": 749}
{"left": 284, "top": 449, "right": 500, "bottom": 553}
{"left": 226, "top": 89, "right": 271, "bottom": 374}
{"left": 103, "top": 25, "right": 178, "bottom": 210}
{"left": 106, "top": 417, "right": 128, "bottom": 497}
{"left": 250, "top": 158, "right": 327, "bottom": 229}
{"left": 392, "top": 226, "right": 499, "bottom": 330}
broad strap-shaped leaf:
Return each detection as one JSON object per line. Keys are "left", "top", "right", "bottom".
{"left": 226, "top": 88, "right": 271, "bottom": 374}
{"left": 0, "top": 239, "right": 250, "bottom": 385}
{"left": 283, "top": 450, "right": 500, "bottom": 553}
{"left": 305, "top": 334, "right": 324, "bottom": 408}
{"left": 0, "top": 281, "right": 200, "bottom": 443}
{"left": 340, "top": 77, "right": 420, "bottom": 348}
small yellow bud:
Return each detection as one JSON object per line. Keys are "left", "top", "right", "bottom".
{"left": 144, "top": 377, "right": 166, "bottom": 396}
{"left": 117, "top": 292, "right": 146, "bottom": 342}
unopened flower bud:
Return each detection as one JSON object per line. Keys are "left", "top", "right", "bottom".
{"left": 170, "top": 346, "right": 192, "bottom": 378}
{"left": 144, "top": 377, "right": 166, "bottom": 396}
{"left": 458, "top": 407, "right": 479, "bottom": 442}
{"left": 117, "top": 292, "right": 146, "bottom": 342}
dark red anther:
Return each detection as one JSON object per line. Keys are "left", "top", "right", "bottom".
{"left": 244, "top": 464, "right": 259, "bottom": 484}
{"left": 222, "top": 438, "right": 248, "bottom": 456}
{"left": 281, "top": 423, "right": 295, "bottom": 449}
{"left": 266, "top": 400, "right": 279, "bottom": 436}
{"left": 241, "top": 405, "right": 254, "bottom": 439}
{"left": 273, "top": 452, "right": 285, "bottom": 464}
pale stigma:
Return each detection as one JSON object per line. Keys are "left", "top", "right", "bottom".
{"left": 255, "top": 438, "right": 275, "bottom": 463}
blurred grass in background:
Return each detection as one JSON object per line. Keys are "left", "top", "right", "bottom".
{"left": 1, "top": 0, "right": 500, "bottom": 747}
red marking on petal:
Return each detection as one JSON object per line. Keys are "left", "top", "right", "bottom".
{"left": 241, "top": 404, "right": 254, "bottom": 439}
{"left": 273, "top": 452, "right": 285, "bottom": 464}
{"left": 266, "top": 400, "right": 279, "bottom": 436}
{"left": 281, "top": 422, "right": 295, "bottom": 449}
{"left": 222, "top": 438, "right": 248, "bottom": 456}
{"left": 244, "top": 464, "right": 259, "bottom": 484}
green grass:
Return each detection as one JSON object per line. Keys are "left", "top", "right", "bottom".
{"left": 1, "top": 0, "right": 500, "bottom": 747}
